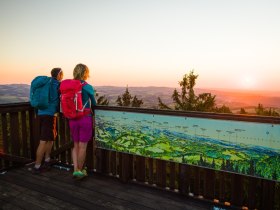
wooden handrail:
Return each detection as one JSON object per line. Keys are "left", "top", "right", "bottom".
{"left": 0, "top": 102, "right": 279, "bottom": 210}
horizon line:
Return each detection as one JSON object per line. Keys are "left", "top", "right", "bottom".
{"left": 1, "top": 83, "right": 279, "bottom": 94}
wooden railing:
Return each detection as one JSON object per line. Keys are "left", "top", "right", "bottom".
{"left": 0, "top": 102, "right": 279, "bottom": 210}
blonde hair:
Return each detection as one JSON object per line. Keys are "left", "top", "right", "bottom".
{"left": 73, "top": 63, "right": 89, "bottom": 80}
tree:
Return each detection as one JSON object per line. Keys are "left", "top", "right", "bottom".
{"left": 131, "top": 96, "right": 143, "bottom": 107}
{"left": 116, "top": 86, "right": 143, "bottom": 107}
{"left": 158, "top": 70, "right": 217, "bottom": 112}
{"left": 255, "top": 103, "right": 265, "bottom": 115}
{"left": 158, "top": 97, "right": 172, "bottom": 110}
{"left": 255, "top": 103, "right": 279, "bottom": 116}
{"left": 196, "top": 93, "right": 216, "bottom": 112}
{"left": 240, "top": 108, "right": 247, "bottom": 114}
{"left": 96, "top": 92, "right": 109, "bottom": 105}
{"left": 214, "top": 105, "right": 232, "bottom": 113}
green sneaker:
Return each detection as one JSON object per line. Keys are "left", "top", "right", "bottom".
{"left": 72, "top": 170, "right": 85, "bottom": 179}
{"left": 81, "top": 168, "right": 88, "bottom": 177}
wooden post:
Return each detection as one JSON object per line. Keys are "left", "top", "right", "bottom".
{"left": 156, "top": 159, "right": 166, "bottom": 188}
{"left": 230, "top": 173, "right": 244, "bottom": 207}
{"left": 179, "top": 164, "right": 187, "bottom": 194}
{"left": 169, "top": 162, "right": 176, "bottom": 190}
{"left": 21, "top": 111, "right": 28, "bottom": 158}
{"left": 135, "top": 155, "right": 145, "bottom": 182}
{"left": 204, "top": 168, "right": 215, "bottom": 200}
{"left": 119, "top": 152, "right": 132, "bottom": 183}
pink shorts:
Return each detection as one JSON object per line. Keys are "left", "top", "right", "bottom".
{"left": 69, "top": 116, "right": 93, "bottom": 142}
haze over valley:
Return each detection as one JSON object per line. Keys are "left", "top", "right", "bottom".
{"left": 1, "top": 84, "right": 279, "bottom": 114}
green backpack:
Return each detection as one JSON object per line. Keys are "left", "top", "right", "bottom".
{"left": 30, "top": 76, "right": 52, "bottom": 110}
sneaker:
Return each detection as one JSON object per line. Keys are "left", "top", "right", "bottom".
{"left": 32, "top": 167, "right": 42, "bottom": 174}
{"left": 81, "top": 168, "right": 88, "bottom": 177}
{"left": 43, "top": 159, "right": 57, "bottom": 170}
{"left": 72, "top": 170, "right": 85, "bottom": 179}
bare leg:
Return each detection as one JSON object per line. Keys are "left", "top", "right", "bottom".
{"left": 77, "top": 142, "right": 88, "bottom": 170}
{"left": 35, "top": 140, "right": 47, "bottom": 166}
{"left": 45, "top": 141, "right": 54, "bottom": 160}
{"left": 72, "top": 142, "right": 79, "bottom": 171}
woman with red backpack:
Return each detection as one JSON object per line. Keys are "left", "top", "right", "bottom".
{"left": 64, "top": 63, "right": 97, "bottom": 179}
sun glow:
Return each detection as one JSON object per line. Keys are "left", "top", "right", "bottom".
{"left": 240, "top": 75, "right": 257, "bottom": 90}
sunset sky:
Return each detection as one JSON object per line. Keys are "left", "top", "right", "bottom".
{"left": 0, "top": 0, "right": 279, "bottom": 91}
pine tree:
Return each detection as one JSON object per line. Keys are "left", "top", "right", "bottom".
{"left": 131, "top": 96, "right": 143, "bottom": 107}
{"left": 96, "top": 92, "right": 109, "bottom": 105}
{"left": 158, "top": 70, "right": 218, "bottom": 112}
{"left": 214, "top": 105, "right": 232, "bottom": 113}
{"left": 116, "top": 86, "right": 143, "bottom": 107}
{"left": 240, "top": 108, "right": 247, "bottom": 114}
{"left": 255, "top": 103, "right": 279, "bottom": 116}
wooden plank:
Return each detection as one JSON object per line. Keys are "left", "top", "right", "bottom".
{"left": 119, "top": 152, "right": 132, "bottom": 183}
{"left": 1, "top": 113, "right": 9, "bottom": 154}
{"left": 99, "top": 148, "right": 107, "bottom": 174}
{"left": 169, "top": 161, "right": 176, "bottom": 190}
{"left": 20, "top": 111, "right": 28, "bottom": 158}
{"left": 0, "top": 180, "right": 90, "bottom": 210}
{"left": 260, "top": 179, "right": 275, "bottom": 210}
{"left": 110, "top": 150, "right": 116, "bottom": 176}
{"left": 148, "top": 157, "right": 154, "bottom": 185}
{"left": 1, "top": 170, "right": 126, "bottom": 209}
{"left": 0, "top": 152, "right": 32, "bottom": 164}
{"left": 1, "top": 113, "right": 10, "bottom": 168}
{"left": 10, "top": 112, "right": 20, "bottom": 156}
{"left": 1, "top": 167, "right": 212, "bottom": 210}
{"left": 29, "top": 111, "right": 38, "bottom": 159}
{"left": 64, "top": 119, "right": 72, "bottom": 163}
{"left": 199, "top": 167, "right": 205, "bottom": 196}
{"left": 218, "top": 171, "right": 226, "bottom": 203}
{"left": 247, "top": 176, "right": 258, "bottom": 209}
{"left": 178, "top": 164, "right": 187, "bottom": 194}
{"left": 57, "top": 115, "right": 66, "bottom": 163}
{"left": 230, "top": 173, "right": 244, "bottom": 207}
{"left": 0, "top": 103, "right": 32, "bottom": 114}
{"left": 51, "top": 141, "right": 73, "bottom": 157}
{"left": 86, "top": 139, "right": 94, "bottom": 170}
{"left": 156, "top": 159, "right": 166, "bottom": 188}
{"left": 224, "top": 172, "right": 231, "bottom": 203}
{"left": 135, "top": 155, "right": 145, "bottom": 182}
{"left": 204, "top": 168, "right": 215, "bottom": 200}
{"left": 103, "top": 149, "right": 110, "bottom": 174}
{"left": 193, "top": 166, "right": 200, "bottom": 195}
{"left": 95, "top": 148, "right": 102, "bottom": 173}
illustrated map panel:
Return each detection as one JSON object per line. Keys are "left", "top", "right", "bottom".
{"left": 95, "top": 110, "right": 280, "bottom": 181}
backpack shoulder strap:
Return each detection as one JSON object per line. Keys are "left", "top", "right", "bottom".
{"left": 81, "top": 81, "right": 88, "bottom": 87}
{"left": 80, "top": 81, "right": 91, "bottom": 108}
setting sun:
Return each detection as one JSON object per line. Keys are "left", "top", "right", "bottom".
{"left": 240, "top": 76, "right": 257, "bottom": 89}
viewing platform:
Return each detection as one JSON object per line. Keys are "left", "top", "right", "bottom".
{"left": 0, "top": 164, "right": 213, "bottom": 210}
{"left": 0, "top": 102, "right": 279, "bottom": 210}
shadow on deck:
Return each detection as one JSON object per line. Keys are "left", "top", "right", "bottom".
{"left": 0, "top": 164, "right": 220, "bottom": 210}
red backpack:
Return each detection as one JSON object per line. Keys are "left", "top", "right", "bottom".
{"left": 60, "top": 79, "right": 91, "bottom": 119}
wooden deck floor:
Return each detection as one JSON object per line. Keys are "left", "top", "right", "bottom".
{"left": 0, "top": 164, "right": 226, "bottom": 210}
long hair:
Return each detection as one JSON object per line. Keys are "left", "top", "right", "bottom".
{"left": 73, "top": 63, "right": 89, "bottom": 80}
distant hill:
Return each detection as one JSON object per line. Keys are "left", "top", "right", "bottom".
{"left": 1, "top": 84, "right": 279, "bottom": 113}
{"left": 0, "top": 84, "right": 30, "bottom": 104}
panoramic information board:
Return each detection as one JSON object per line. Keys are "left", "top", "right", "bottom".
{"left": 95, "top": 109, "right": 280, "bottom": 181}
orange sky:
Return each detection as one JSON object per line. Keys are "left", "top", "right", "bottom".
{"left": 1, "top": 0, "right": 280, "bottom": 92}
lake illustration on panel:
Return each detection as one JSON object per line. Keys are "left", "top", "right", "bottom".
{"left": 95, "top": 110, "right": 280, "bottom": 181}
